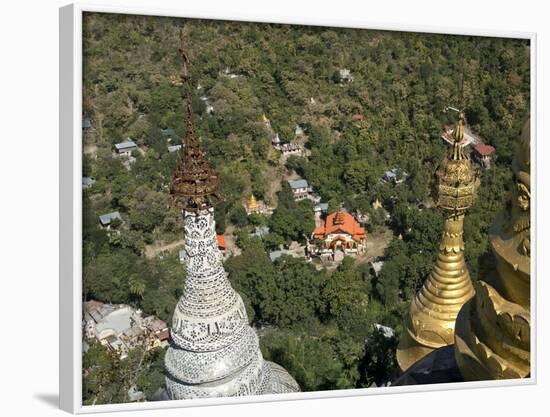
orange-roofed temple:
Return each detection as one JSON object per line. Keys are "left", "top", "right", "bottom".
{"left": 310, "top": 210, "right": 366, "bottom": 259}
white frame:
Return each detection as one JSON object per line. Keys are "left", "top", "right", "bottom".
{"left": 60, "top": 2, "right": 537, "bottom": 414}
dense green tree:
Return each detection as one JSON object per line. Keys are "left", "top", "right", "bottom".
{"left": 343, "top": 159, "right": 377, "bottom": 193}
{"left": 229, "top": 206, "right": 249, "bottom": 227}
{"left": 136, "top": 347, "right": 167, "bottom": 400}
{"left": 360, "top": 326, "right": 399, "bottom": 387}
{"left": 263, "top": 232, "right": 284, "bottom": 251}
{"left": 321, "top": 257, "right": 371, "bottom": 330}
{"left": 83, "top": 342, "right": 167, "bottom": 405}
{"left": 269, "top": 188, "right": 315, "bottom": 243}
{"left": 83, "top": 342, "right": 128, "bottom": 405}
{"left": 263, "top": 257, "right": 326, "bottom": 328}
{"left": 127, "top": 185, "right": 167, "bottom": 234}
{"left": 225, "top": 239, "right": 276, "bottom": 322}
{"left": 261, "top": 330, "right": 359, "bottom": 391}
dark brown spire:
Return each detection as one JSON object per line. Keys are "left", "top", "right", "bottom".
{"left": 169, "top": 29, "right": 221, "bottom": 212}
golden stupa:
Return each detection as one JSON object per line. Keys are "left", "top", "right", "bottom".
{"left": 397, "top": 112, "right": 478, "bottom": 372}
{"left": 454, "top": 118, "right": 531, "bottom": 380}
{"left": 246, "top": 194, "right": 260, "bottom": 211}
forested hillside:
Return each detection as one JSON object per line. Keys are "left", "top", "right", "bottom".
{"left": 81, "top": 12, "right": 530, "bottom": 403}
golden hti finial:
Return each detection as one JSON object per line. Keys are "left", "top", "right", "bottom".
{"left": 454, "top": 118, "right": 531, "bottom": 381}
{"left": 396, "top": 110, "right": 477, "bottom": 373}
{"left": 436, "top": 110, "right": 478, "bottom": 214}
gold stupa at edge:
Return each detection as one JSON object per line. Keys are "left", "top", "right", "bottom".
{"left": 397, "top": 112, "right": 477, "bottom": 373}
{"left": 454, "top": 118, "right": 531, "bottom": 380}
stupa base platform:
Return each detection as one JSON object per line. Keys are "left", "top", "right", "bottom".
{"left": 393, "top": 345, "right": 463, "bottom": 386}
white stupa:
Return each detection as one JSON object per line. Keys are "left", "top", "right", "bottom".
{"left": 163, "top": 93, "right": 299, "bottom": 399}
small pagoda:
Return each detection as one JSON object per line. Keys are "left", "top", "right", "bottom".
{"left": 244, "top": 194, "right": 266, "bottom": 215}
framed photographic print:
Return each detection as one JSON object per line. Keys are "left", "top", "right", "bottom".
{"left": 59, "top": 2, "right": 536, "bottom": 413}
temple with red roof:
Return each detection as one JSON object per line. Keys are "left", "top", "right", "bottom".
{"left": 310, "top": 210, "right": 366, "bottom": 259}
{"left": 472, "top": 143, "right": 496, "bottom": 168}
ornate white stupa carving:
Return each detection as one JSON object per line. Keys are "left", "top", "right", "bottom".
{"left": 164, "top": 30, "right": 299, "bottom": 399}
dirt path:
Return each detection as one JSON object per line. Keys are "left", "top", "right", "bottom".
{"left": 358, "top": 228, "right": 394, "bottom": 264}
{"left": 223, "top": 225, "right": 241, "bottom": 257}
{"left": 144, "top": 239, "right": 185, "bottom": 259}
{"left": 264, "top": 165, "right": 285, "bottom": 206}
{"left": 263, "top": 166, "right": 300, "bottom": 206}
{"left": 83, "top": 144, "right": 98, "bottom": 157}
